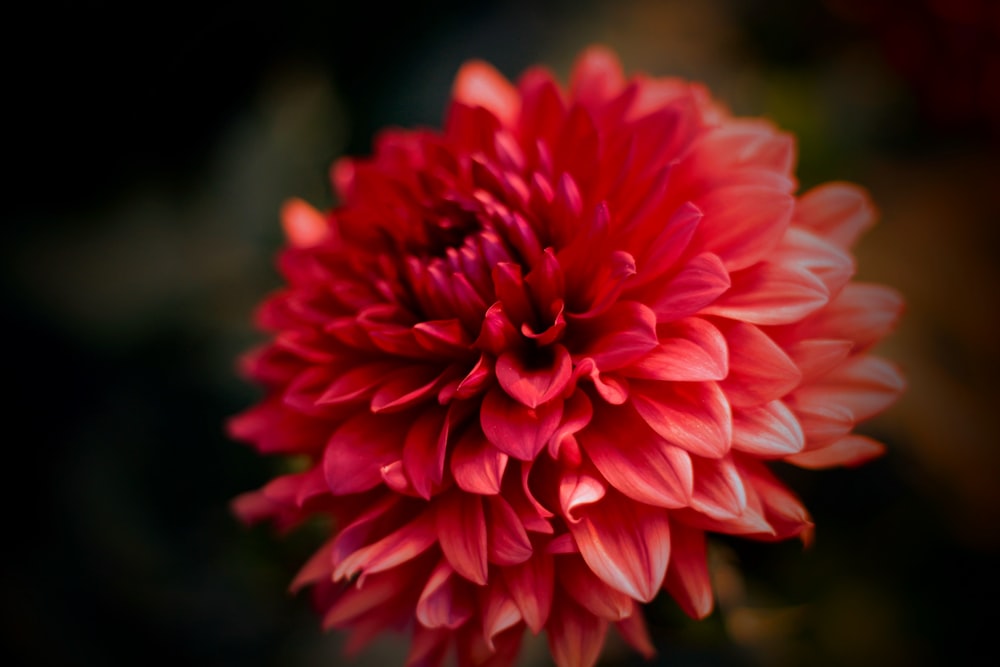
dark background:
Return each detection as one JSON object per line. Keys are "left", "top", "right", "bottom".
{"left": 3, "top": 1, "right": 999, "bottom": 665}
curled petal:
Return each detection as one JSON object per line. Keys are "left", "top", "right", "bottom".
{"left": 417, "top": 560, "right": 474, "bottom": 629}
{"left": 663, "top": 520, "right": 713, "bottom": 619}
{"left": 451, "top": 427, "right": 509, "bottom": 495}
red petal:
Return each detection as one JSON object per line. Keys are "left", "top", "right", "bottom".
{"left": 693, "top": 185, "right": 794, "bottom": 271}
{"left": 486, "top": 495, "right": 534, "bottom": 565}
{"left": 569, "top": 45, "right": 626, "bottom": 107}
{"left": 315, "top": 361, "right": 396, "bottom": 406}
{"left": 732, "top": 400, "right": 805, "bottom": 457}
{"left": 333, "top": 512, "right": 437, "bottom": 583}
{"left": 795, "top": 182, "right": 876, "bottom": 249}
{"left": 557, "top": 555, "right": 634, "bottom": 621}
{"left": 323, "top": 412, "right": 406, "bottom": 495}
{"left": 646, "top": 252, "right": 731, "bottom": 322}
{"left": 571, "top": 301, "right": 658, "bottom": 371}
{"left": 703, "top": 261, "right": 829, "bottom": 325}
{"left": 630, "top": 380, "right": 732, "bottom": 458}
{"left": 626, "top": 317, "right": 727, "bottom": 382}
{"left": 403, "top": 408, "right": 450, "bottom": 499}
{"left": 451, "top": 427, "right": 509, "bottom": 495}
{"left": 690, "top": 455, "right": 747, "bottom": 521}
{"left": 547, "top": 599, "right": 608, "bottom": 667}
{"left": 290, "top": 539, "right": 336, "bottom": 593}
{"left": 663, "top": 520, "right": 713, "bottom": 619}
{"left": 628, "top": 202, "right": 702, "bottom": 289}
{"left": 502, "top": 551, "right": 555, "bottom": 634}
{"left": 480, "top": 388, "right": 563, "bottom": 460}
{"left": 370, "top": 364, "right": 449, "bottom": 413}
{"left": 569, "top": 494, "right": 671, "bottom": 602}
{"left": 578, "top": 403, "right": 693, "bottom": 508}
{"left": 452, "top": 60, "right": 519, "bottom": 127}
{"left": 481, "top": 581, "right": 523, "bottom": 651}
{"left": 496, "top": 345, "right": 573, "bottom": 408}
{"left": 437, "top": 492, "right": 488, "bottom": 585}
{"left": 413, "top": 318, "right": 473, "bottom": 356}
{"left": 416, "top": 560, "right": 474, "bottom": 629}
{"left": 718, "top": 321, "right": 802, "bottom": 407}
{"left": 787, "top": 434, "right": 886, "bottom": 469}
{"left": 559, "top": 471, "right": 606, "bottom": 522}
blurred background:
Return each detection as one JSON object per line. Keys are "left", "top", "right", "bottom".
{"left": 3, "top": 0, "right": 999, "bottom": 665}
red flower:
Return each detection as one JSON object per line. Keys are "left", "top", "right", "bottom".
{"left": 230, "top": 46, "right": 904, "bottom": 667}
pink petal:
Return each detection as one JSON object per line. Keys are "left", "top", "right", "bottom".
{"left": 546, "top": 598, "right": 609, "bottom": 667}
{"left": 452, "top": 60, "right": 520, "bottom": 127}
{"left": 786, "top": 339, "right": 853, "bottom": 383}
{"left": 718, "top": 321, "right": 802, "bottom": 407}
{"left": 795, "top": 182, "right": 876, "bottom": 249}
{"left": 323, "top": 411, "right": 407, "bottom": 495}
{"left": 630, "top": 380, "right": 733, "bottom": 458}
{"left": 569, "top": 45, "right": 626, "bottom": 107}
{"left": 334, "top": 511, "right": 437, "bottom": 583}
{"left": 690, "top": 455, "right": 747, "bottom": 520}
{"left": 795, "top": 355, "right": 905, "bottom": 421}
{"left": 455, "top": 353, "right": 496, "bottom": 399}
{"left": 569, "top": 493, "right": 671, "bottom": 602}
{"left": 480, "top": 388, "right": 563, "bottom": 460}
{"left": 791, "top": 283, "right": 904, "bottom": 351}
{"left": 496, "top": 344, "right": 573, "bottom": 408}
{"left": 578, "top": 402, "right": 693, "bottom": 508}
{"left": 437, "top": 492, "right": 489, "bottom": 585}
{"left": 485, "top": 494, "right": 534, "bottom": 566}
{"left": 646, "top": 252, "right": 731, "bottom": 322}
{"left": 663, "top": 520, "right": 713, "bottom": 619}
{"left": 451, "top": 427, "right": 509, "bottom": 495}
{"left": 416, "top": 560, "right": 474, "bottom": 630}
{"left": 731, "top": 400, "right": 805, "bottom": 457}
{"left": 787, "top": 434, "right": 886, "bottom": 469}
{"left": 693, "top": 185, "right": 794, "bottom": 271}
{"left": 626, "top": 317, "right": 728, "bottom": 382}
{"left": 571, "top": 301, "right": 659, "bottom": 371}
{"left": 548, "top": 391, "right": 594, "bottom": 463}
{"left": 502, "top": 551, "right": 555, "bottom": 633}
{"left": 281, "top": 197, "right": 331, "bottom": 247}
{"left": 482, "top": 581, "right": 523, "bottom": 650}
{"left": 703, "top": 261, "right": 829, "bottom": 325}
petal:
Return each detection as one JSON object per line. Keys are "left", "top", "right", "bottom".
{"left": 452, "top": 60, "right": 519, "bottom": 127}
{"left": 417, "top": 561, "right": 474, "bottom": 629}
{"left": 578, "top": 402, "right": 693, "bottom": 508}
{"left": 693, "top": 185, "right": 794, "bottom": 271}
{"left": 371, "top": 364, "right": 450, "bottom": 413}
{"left": 451, "top": 427, "right": 509, "bottom": 495}
{"left": 559, "top": 471, "right": 607, "bottom": 522}
{"left": 485, "top": 494, "right": 534, "bottom": 566}
{"left": 481, "top": 388, "right": 564, "bottom": 460}
{"left": 502, "top": 551, "right": 555, "bottom": 634}
{"left": 731, "top": 400, "right": 805, "bottom": 457}
{"left": 571, "top": 301, "right": 659, "bottom": 371}
{"left": 323, "top": 412, "right": 407, "bottom": 495}
{"left": 568, "top": 493, "right": 671, "bottom": 602}
{"left": 787, "top": 434, "right": 886, "bottom": 469}
{"left": 785, "top": 339, "right": 853, "bottom": 383}
{"left": 630, "top": 380, "right": 733, "bottom": 458}
{"left": 690, "top": 455, "right": 747, "bottom": 521}
{"left": 403, "top": 408, "right": 450, "bottom": 499}
{"left": 557, "top": 555, "right": 634, "bottom": 621}
{"left": 481, "top": 581, "right": 523, "bottom": 651}
{"left": 547, "top": 598, "right": 609, "bottom": 667}
{"left": 281, "top": 197, "right": 330, "bottom": 248}
{"left": 333, "top": 511, "right": 437, "bottom": 583}
{"left": 614, "top": 611, "right": 656, "bottom": 659}
{"left": 703, "top": 261, "right": 829, "bottom": 325}
{"left": 496, "top": 344, "right": 573, "bottom": 408}
{"left": 790, "top": 283, "right": 904, "bottom": 351}
{"left": 663, "top": 520, "right": 713, "bottom": 619}
{"left": 569, "top": 45, "right": 626, "bottom": 107}
{"left": 626, "top": 317, "right": 728, "bottom": 382}
{"left": 437, "top": 492, "right": 488, "bottom": 585}
{"left": 794, "top": 355, "right": 905, "bottom": 421}
{"left": 795, "top": 182, "right": 876, "bottom": 249}
{"left": 718, "top": 321, "right": 803, "bottom": 407}
{"left": 646, "top": 252, "right": 731, "bottom": 322}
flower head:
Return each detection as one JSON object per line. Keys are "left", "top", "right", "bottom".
{"left": 230, "top": 46, "right": 904, "bottom": 667}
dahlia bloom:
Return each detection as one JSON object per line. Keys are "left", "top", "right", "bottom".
{"left": 230, "top": 47, "right": 904, "bottom": 667}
